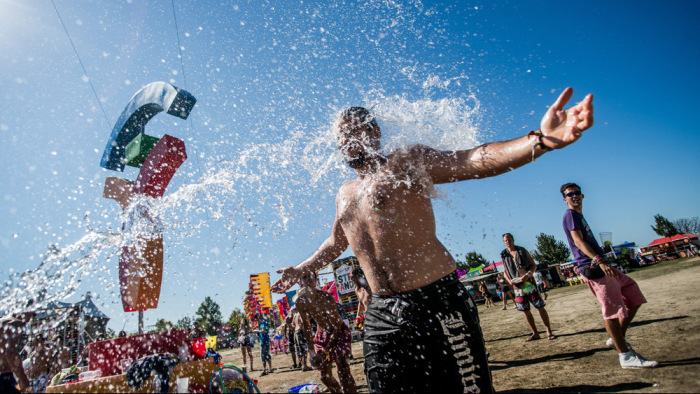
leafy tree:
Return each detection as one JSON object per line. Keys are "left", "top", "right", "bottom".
{"left": 455, "top": 260, "right": 470, "bottom": 271}
{"left": 175, "top": 316, "right": 193, "bottom": 330}
{"left": 674, "top": 216, "right": 700, "bottom": 234}
{"left": 531, "top": 233, "right": 571, "bottom": 268}
{"left": 651, "top": 214, "right": 679, "bottom": 237}
{"left": 154, "top": 319, "right": 174, "bottom": 332}
{"left": 465, "top": 251, "right": 489, "bottom": 269}
{"left": 195, "top": 296, "right": 223, "bottom": 336}
{"left": 227, "top": 308, "right": 246, "bottom": 329}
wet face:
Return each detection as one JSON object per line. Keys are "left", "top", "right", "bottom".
{"left": 503, "top": 234, "right": 515, "bottom": 248}
{"left": 563, "top": 186, "right": 583, "bottom": 209}
{"left": 336, "top": 116, "right": 381, "bottom": 169}
{"left": 299, "top": 272, "right": 318, "bottom": 289}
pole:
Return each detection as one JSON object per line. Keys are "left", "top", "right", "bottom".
{"left": 138, "top": 311, "right": 144, "bottom": 335}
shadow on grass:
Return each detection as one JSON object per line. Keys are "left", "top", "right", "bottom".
{"left": 487, "top": 315, "right": 689, "bottom": 342}
{"left": 498, "top": 382, "right": 655, "bottom": 393}
{"left": 488, "top": 348, "right": 608, "bottom": 370}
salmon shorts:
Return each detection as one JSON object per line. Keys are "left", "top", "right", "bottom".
{"left": 582, "top": 267, "right": 646, "bottom": 320}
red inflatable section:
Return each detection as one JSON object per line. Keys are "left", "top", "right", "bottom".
{"left": 119, "top": 238, "right": 164, "bottom": 312}
{"left": 133, "top": 134, "right": 187, "bottom": 198}
{"left": 87, "top": 330, "right": 205, "bottom": 376}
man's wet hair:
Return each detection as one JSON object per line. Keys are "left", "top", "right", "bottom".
{"left": 560, "top": 182, "right": 581, "bottom": 196}
{"left": 340, "top": 107, "right": 378, "bottom": 129}
{"left": 502, "top": 233, "right": 513, "bottom": 240}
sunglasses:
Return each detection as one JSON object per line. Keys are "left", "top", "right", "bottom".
{"left": 564, "top": 190, "right": 582, "bottom": 198}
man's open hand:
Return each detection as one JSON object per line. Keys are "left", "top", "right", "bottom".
{"left": 540, "top": 87, "right": 594, "bottom": 149}
{"left": 271, "top": 266, "right": 302, "bottom": 293}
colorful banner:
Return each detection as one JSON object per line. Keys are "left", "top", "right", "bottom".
{"left": 331, "top": 256, "right": 361, "bottom": 324}
{"left": 277, "top": 297, "right": 290, "bottom": 320}
{"left": 321, "top": 281, "right": 339, "bottom": 303}
{"left": 250, "top": 273, "right": 272, "bottom": 310}
{"left": 286, "top": 290, "right": 297, "bottom": 308}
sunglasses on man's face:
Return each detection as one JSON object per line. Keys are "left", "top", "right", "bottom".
{"left": 564, "top": 190, "right": 582, "bottom": 198}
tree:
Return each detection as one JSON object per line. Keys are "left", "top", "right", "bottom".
{"left": 154, "top": 319, "right": 174, "bottom": 333}
{"left": 228, "top": 308, "right": 246, "bottom": 329}
{"left": 465, "top": 251, "right": 489, "bottom": 269}
{"left": 674, "top": 216, "right": 700, "bottom": 234}
{"left": 195, "top": 296, "right": 224, "bottom": 336}
{"left": 175, "top": 316, "right": 193, "bottom": 330}
{"left": 531, "top": 233, "right": 571, "bottom": 268}
{"left": 651, "top": 214, "right": 679, "bottom": 237}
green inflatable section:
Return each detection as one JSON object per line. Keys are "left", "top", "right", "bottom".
{"left": 125, "top": 134, "right": 160, "bottom": 168}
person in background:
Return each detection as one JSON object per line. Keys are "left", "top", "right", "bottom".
{"left": 561, "top": 182, "right": 657, "bottom": 369}
{"left": 480, "top": 281, "right": 494, "bottom": 308}
{"left": 350, "top": 267, "right": 372, "bottom": 332}
{"left": 533, "top": 271, "right": 548, "bottom": 301}
{"left": 295, "top": 272, "right": 356, "bottom": 393}
{"left": 253, "top": 312, "right": 273, "bottom": 376}
{"left": 27, "top": 333, "right": 52, "bottom": 393}
{"left": 0, "top": 308, "right": 34, "bottom": 393}
{"left": 48, "top": 335, "right": 72, "bottom": 378}
{"left": 281, "top": 312, "right": 298, "bottom": 369}
{"left": 238, "top": 318, "right": 254, "bottom": 372}
{"left": 501, "top": 233, "right": 556, "bottom": 341}
{"left": 497, "top": 272, "right": 514, "bottom": 310}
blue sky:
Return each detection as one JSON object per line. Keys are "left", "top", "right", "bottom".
{"left": 1, "top": 0, "right": 698, "bottom": 331}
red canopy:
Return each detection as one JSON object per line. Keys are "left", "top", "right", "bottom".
{"left": 647, "top": 233, "right": 698, "bottom": 247}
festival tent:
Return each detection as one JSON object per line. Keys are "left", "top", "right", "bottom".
{"left": 483, "top": 261, "right": 504, "bottom": 272}
{"left": 641, "top": 233, "right": 699, "bottom": 260}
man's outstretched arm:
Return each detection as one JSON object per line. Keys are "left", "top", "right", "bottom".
{"left": 272, "top": 211, "right": 349, "bottom": 293}
{"left": 427, "top": 87, "right": 594, "bottom": 184}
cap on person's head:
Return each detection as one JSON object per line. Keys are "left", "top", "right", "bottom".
{"left": 560, "top": 182, "right": 581, "bottom": 196}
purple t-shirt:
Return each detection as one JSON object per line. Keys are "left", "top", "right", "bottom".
{"left": 562, "top": 209, "right": 604, "bottom": 269}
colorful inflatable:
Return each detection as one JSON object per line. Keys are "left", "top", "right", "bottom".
{"left": 100, "top": 82, "right": 195, "bottom": 312}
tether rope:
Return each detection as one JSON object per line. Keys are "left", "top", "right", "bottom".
{"left": 50, "top": 0, "right": 111, "bottom": 128}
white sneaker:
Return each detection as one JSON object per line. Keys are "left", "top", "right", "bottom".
{"left": 606, "top": 337, "right": 633, "bottom": 351}
{"left": 619, "top": 352, "right": 659, "bottom": 369}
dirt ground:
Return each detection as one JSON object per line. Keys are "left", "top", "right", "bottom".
{"left": 218, "top": 257, "right": 700, "bottom": 393}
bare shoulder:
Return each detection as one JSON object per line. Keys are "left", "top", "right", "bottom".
{"left": 389, "top": 144, "right": 440, "bottom": 163}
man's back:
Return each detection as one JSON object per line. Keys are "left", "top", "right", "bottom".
{"left": 296, "top": 289, "right": 343, "bottom": 332}
{"left": 336, "top": 146, "right": 456, "bottom": 295}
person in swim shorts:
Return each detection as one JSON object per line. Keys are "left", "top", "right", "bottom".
{"left": 561, "top": 182, "right": 657, "bottom": 369}
{"left": 295, "top": 272, "right": 356, "bottom": 393}
{"left": 501, "top": 233, "right": 556, "bottom": 341}
{"left": 272, "top": 89, "right": 594, "bottom": 392}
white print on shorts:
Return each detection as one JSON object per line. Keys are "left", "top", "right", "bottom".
{"left": 439, "top": 311, "right": 480, "bottom": 393}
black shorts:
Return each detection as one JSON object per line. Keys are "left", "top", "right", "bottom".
{"left": 363, "top": 272, "right": 494, "bottom": 393}
{"left": 287, "top": 333, "right": 295, "bottom": 349}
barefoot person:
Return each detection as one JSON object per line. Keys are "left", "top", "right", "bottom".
{"left": 281, "top": 312, "right": 298, "bottom": 369}
{"left": 0, "top": 309, "right": 34, "bottom": 394}
{"left": 295, "top": 272, "right": 356, "bottom": 393}
{"left": 501, "top": 233, "right": 556, "bottom": 341}
{"left": 272, "top": 88, "right": 594, "bottom": 393}
{"left": 291, "top": 309, "right": 312, "bottom": 371}
{"left": 561, "top": 183, "right": 658, "bottom": 369}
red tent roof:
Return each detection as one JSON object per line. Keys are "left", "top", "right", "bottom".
{"left": 647, "top": 233, "right": 698, "bottom": 247}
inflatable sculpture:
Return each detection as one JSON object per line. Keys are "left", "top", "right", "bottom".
{"left": 100, "top": 82, "right": 196, "bottom": 313}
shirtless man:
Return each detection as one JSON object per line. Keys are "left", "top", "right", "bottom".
{"left": 349, "top": 267, "right": 372, "bottom": 331}
{"left": 272, "top": 87, "right": 594, "bottom": 393}
{"left": 0, "top": 312, "right": 33, "bottom": 393}
{"left": 295, "top": 272, "right": 356, "bottom": 393}
{"left": 291, "top": 309, "right": 311, "bottom": 371}
{"left": 27, "top": 334, "right": 52, "bottom": 393}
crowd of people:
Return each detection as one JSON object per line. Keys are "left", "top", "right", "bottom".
{"left": 2, "top": 88, "right": 660, "bottom": 393}
{"left": 268, "top": 90, "right": 658, "bottom": 393}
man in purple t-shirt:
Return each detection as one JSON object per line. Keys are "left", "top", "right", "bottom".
{"left": 561, "top": 182, "right": 657, "bottom": 369}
